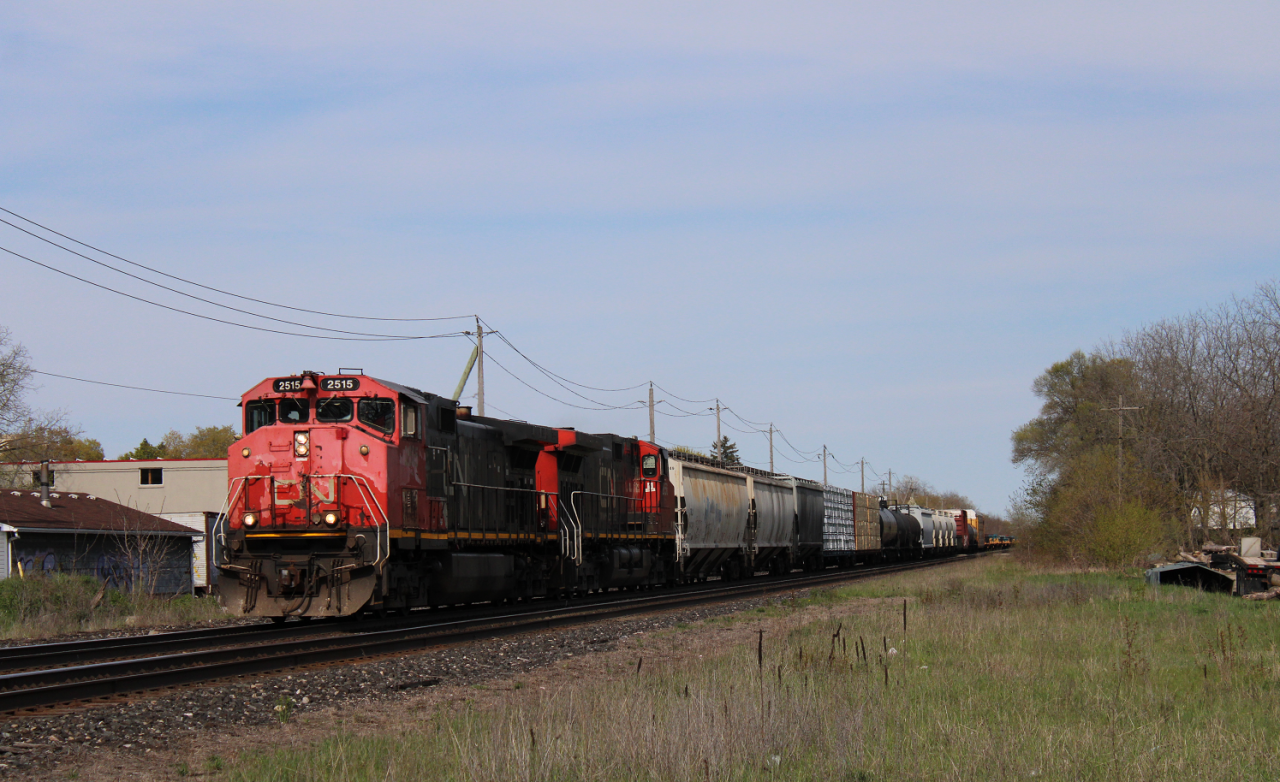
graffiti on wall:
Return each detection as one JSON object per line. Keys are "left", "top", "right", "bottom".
{"left": 12, "top": 535, "right": 192, "bottom": 594}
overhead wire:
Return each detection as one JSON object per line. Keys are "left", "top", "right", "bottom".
{"left": 0, "top": 206, "right": 472, "bottom": 323}
{"left": 0, "top": 243, "right": 468, "bottom": 342}
{"left": 0, "top": 216, "right": 442, "bottom": 339}
{"left": 480, "top": 320, "right": 647, "bottom": 394}
{"left": 484, "top": 328, "right": 645, "bottom": 407}
{"left": 652, "top": 383, "right": 716, "bottom": 405}
{"left": 31, "top": 369, "right": 239, "bottom": 401}
{"left": 466, "top": 335, "right": 645, "bottom": 413}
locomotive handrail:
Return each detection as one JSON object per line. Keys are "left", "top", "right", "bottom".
{"left": 214, "top": 477, "right": 248, "bottom": 566}
{"left": 562, "top": 494, "right": 584, "bottom": 566}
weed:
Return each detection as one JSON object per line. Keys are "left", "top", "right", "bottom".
{"left": 273, "top": 695, "right": 293, "bottom": 724}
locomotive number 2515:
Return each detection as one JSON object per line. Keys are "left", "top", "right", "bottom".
{"left": 272, "top": 377, "right": 361, "bottom": 392}
{"left": 321, "top": 377, "right": 360, "bottom": 391}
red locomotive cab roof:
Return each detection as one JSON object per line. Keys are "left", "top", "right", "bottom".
{"left": 239, "top": 373, "right": 434, "bottom": 405}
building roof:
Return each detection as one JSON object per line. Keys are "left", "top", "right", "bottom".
{"left": 0, "top": 491, "right": 199, "bottom": 535}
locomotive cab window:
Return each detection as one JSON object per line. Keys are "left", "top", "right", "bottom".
{"left": 401, "top": 403, "right": 418, "bottom": 438}
{"left": 642, "top": 454, "right": 658, "bottom": 478}
{"left": 245, "top": 400, "right": 276, "bottom": 433}
{"left": 358, "top": 398, "right": 396, "bottom": 434}
{"left": 316, "top": 397, "right": 354, "bottom": 423}
{"left": 278, "top": 398, "right": 310, "bottom": 424}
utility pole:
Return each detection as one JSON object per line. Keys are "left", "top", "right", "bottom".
{"left": 822, "top": 445, "right": 828, "bottom": 485}
{"left": 648, "top": 382, "right": 655, "bottom": 444}
{"left": 475, "top": 316, "right": 485, "bottom": 417}
{"left": 715, "top": 399, "right": 722, "bottom": 464}
{"left": 1105, "top": 395, "right": 1142, "bottom": 499}
{"left": 887, "top": 469, "right": 893, "bottom": 500}
{"left": 768, "top": 424, "right": 774, "bottom": 474}
{"left": 860, "top": 458, "right": 865, "bottom": 495}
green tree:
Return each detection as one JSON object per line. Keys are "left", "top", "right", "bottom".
{"left": 711, "top": 436, "right": 740, "bottom": 465}
{"left": 119, "top": 438, "right": 167, "bottom": 460}
{"left": 1012, "top": 350, "right": 1175, "bottom": 564}
{"left": 171, "top": 426, "right": 238, "bottom": 458}
{"left": 1011, "top": 350, "right": 1138, "bottom": 479}
{"left": 120, "top": 426, "right": 238, "bottom": 460}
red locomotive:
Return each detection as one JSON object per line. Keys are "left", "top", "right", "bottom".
{"left": 219, "top": 372, "right": 676, "bottom": 618}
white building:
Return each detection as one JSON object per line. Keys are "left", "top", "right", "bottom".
{"left": 27, "top": 459, "right": 228, "bottom": 591}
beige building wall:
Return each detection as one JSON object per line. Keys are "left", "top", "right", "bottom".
{"left": 46, "top": 459, "right": 229, "bottom": 516}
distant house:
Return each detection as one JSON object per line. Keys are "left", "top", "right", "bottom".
{"left": 0, "top": 489, "right": 200, "bottom": 594}
{"left": 11, "top": 458, "right": 228, "bottom": 592}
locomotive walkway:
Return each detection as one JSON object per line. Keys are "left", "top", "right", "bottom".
{"left": 0, "top": 554, "right": 988, "bottom": 715}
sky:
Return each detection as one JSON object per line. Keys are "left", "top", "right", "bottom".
{"left": 2, "top": 3, "right": 1278, "bottom": 513}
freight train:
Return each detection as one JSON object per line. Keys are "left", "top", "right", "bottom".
{"left": 216, "top": 372, "right": 992, "bottom": 619}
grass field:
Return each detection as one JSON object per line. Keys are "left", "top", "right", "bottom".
{"left": 223, "top": 556, "right": 1280, "bottom": 781}
{"left": 0, "top": 573, "right": 225, "bottom": 638}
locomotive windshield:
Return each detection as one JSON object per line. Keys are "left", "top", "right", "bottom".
{"left": 245, "top": 400, "right": 275, "bottom": 433}
{"left": 358, "top": 398, "right": 396, "bottom": 434}
{"left": 316, "top": 397, "right": 354, "bottom": 423}
{"left": 642, "top": 454, "right": 658, "bottom": 478}
{"left": 279, "top": 399, "right": 309, "bottom": 424}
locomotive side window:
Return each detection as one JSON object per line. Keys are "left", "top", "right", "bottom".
{"left": 316, "top": 397, "right": 354, "bottom": 423}
{"left": 401, "top": 404, "right": 418, "bottom": 437}
{"left": 642, "top": 454, "right": 658, "bottom": 478}
{"left": 278, "top": 398, "right": 310, "bottom": 424}
{"left": 358, "top": 398, "right": 396, "bottom": 434}
{"left": 245, "top": 400, "right": 276, "bottom": 433}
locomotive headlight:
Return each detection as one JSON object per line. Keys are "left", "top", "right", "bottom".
{"left": 243, "top": 512, "right": 258, "bottom": 528}
{"left": 294, "top": 431, "right": 310, "bottom": 456}
{"left": 323, "top": 511, "right": 339, "bottom": 526}
{"left": 295, "top": 432, "right": 309, "bottom": 445}
{"left": 294, "top": 442, "right": 309, "bottom": 456}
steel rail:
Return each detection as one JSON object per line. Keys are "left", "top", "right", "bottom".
{"left": 0, "top": 554, "right": 984, "bottom": 715}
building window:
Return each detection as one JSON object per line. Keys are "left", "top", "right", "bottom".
{"left": 140, "top": 468, "right": 163, "bottom": 486}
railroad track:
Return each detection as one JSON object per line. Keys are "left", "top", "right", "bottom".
{"left": 0, "top": 554, "right": 986, "bottom": 715}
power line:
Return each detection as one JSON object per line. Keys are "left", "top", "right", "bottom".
{"left": 0, "top": 206, "right": 473, "bottom": 323}
{"left": 480, "top": 321, "right": 647, "bottom": 395}
{"left": 484, "top": 328, "right": 645, "bottom": 408}
{"left": 31, "top": 369, "right": 238, "bottom": 401}
{"left": 468, "top": 336, "right": 645, "bottom": 413}
{"left": 652, "top": 383, "right": 717, "bottom": 405}
{"left": 0, "top": 243, "right": 468, "bottom": 342}
{"left": 0, "top": 216, "right": 438, "bottom": 339}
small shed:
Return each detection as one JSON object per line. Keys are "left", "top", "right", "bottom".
{"left": 1144, "top": 562, "right": 1234, "bottom": 593}
{"left": 0, "top": 490, "right": 199, "bottom": 594}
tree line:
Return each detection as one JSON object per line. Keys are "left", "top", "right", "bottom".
{"left": 1012, "top": 280, "right": 1280, "bottom": 564}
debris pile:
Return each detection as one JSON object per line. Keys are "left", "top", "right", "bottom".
{"left": 1145, "top": 537, "right": 1280, "bottom": 598}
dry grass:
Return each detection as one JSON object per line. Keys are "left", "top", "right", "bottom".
{"left": 226, "top": 557, "right": 1280, "bottom": 781}
{"left": 0, "top": 573, "right": 226, "bottom": 639}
